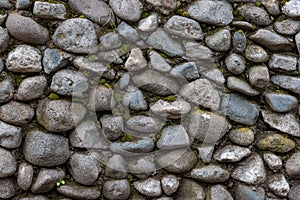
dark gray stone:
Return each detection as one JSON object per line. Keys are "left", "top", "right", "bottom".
{"left": 157, "top": 125, "right": 189, "bottom": 150}
{"left": 286, "top": 153, "right": 300, "bottom": 179}
{"left": 170, "top": 62, "right": 200, "bottom": 80}
{"left": 274, "top": 19, "right": 300, "bottom": 35}
{"left": 0, "top": 178, "right": 16, "bottom": 199}
{"left": 16, "top": 76, "right": 47, "bottom": 101}
{"left": 271, "top": 75, "right": 300, "bottom": 94}
{"left": 57, "top": 185, "right": 101, "bottom": 200}
{"left": 16, "top": 0, "right": 32, "bottom": 10}
{"left": 0, "top": 78, "right": 13, "bottom": 105}
{"left": 43, "top": 48, "right": 70, "bottom": 74}
{"left": 184, "top": 41, "right": 214, "bottom": 61}
{"left": 225, "top": 53, "right": 246, "bottom": 74}
{"left": 228, "top": 127, "right": 255, "bottom": 146}
{"left": 175, "top": 178, "right": 205, "bottom": 200}
{"left": 248, "top": 65, "right": 270, "bottom": 88}
{"left": 239, "top": 5, "right": 271, "bottom": 26}
{"left": 17, "top": 162, "right": 33, "bottom": 191}
{"left": 0, "top": 27, "right": 9, "bottom": 54}
{"left": 233, "top": 31, "right": 247, "bottom": 53}
{"left": 191, "top": 165, "right": 230, "bottom": 183}
{"left": 109, "top": 0, "right": 142, "bottom": 22}
{"left": 103, "top": 179, "right": 131, "bottom": 200}
{"left": 282, "top": 0, "right": 300, "bottom": 18}
{"left": 33, "top": 1, "right": 66, "bottom": 20}
{"left": 235, "top": 184, "right": 265, "bottom": 200}
{"left": 133, "top": 178, "right": 162, "bottom": 197}
{"left": 265, "top": 93, "right": 298, "bottom": 112}
{"left": 205, "top": 29, "right": 231, "bottom": 51}
{"left": 213, "top": 145, "right": 251, "bottom": 163}
{"left": 227, "top": 76, "right": 259, "bottom": 96}
{"left": 245, "top": 45, "right": 269, "bottom": 63}
{"left": 0, "top": 121, "right": 22, "bottom": 149}
{"left": 0, "top": 148, "right": 16, "bottom": 178}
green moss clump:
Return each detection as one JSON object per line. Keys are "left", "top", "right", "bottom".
{"left": 237, "top": 29, "right": 244, "bottom": 34}
{"left": 0, "top": 9, "right": 6, "bottom": 15}
{"left": 281, "top": 0, "right": 289, "bottom": 5}
{"left": 277, "top": 15, "right": 287, "bottom": 22}
{"left": 119, "top": 44, "right": 130, "bottom": 55}
{"left": 121, "top": 134, "right": 133, "bottom": 142}
{"left": 141, "top": 12, "right": 150, "bottom": 19}
{"left": 49, "top": 93, "right": 60, "bottom": 100}
{"left": 255, "top": 2, "right": 261, "bottom": 7}
{"left": 163, "top": 96, "right": 176, "bottom": 102}
{"left": 88, "top": 55, "right": 97, "bottom": 62}
{"left": 99, "top": 79, "right": 106, "bottom": 85}
{"left": 182, "top": 11, "right": 189, "bottom": 17}
{"left": 78, "top": 15, "right": 86, "bottom": 18}
{"left": 103, "top": 83, "right": 111, "bottom": 89}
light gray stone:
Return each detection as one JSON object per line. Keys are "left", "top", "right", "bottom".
{"left": 228, "top": 127, "right": 254, "bottom": 146}
{"left": 184, "top": 41, "right": 214, "bottom": 61}
{"left": 0, "top": 121, "right": 22, "bottom": 149}
{"left": 89, "top": 85, "right": 113, "bottom": 111}
{"left": 16, "top": 76, "right": 47, "bottom": 101}
{"left": 103, "top": 180, "right": 130, "bottom": 200}
{"left": 145, "top": 0, "right": 179, "bottom": 15}
{"left": 133, "top": 178, "right": 162, "bottom": 197}
{"left": 0, "top": 148, "right": 16, "bottom": 178}
{"left": 128, "top": 156, "right": 156, "bottom": 178}
{"left": 33, "top": 1, "right": 66, "bottom": 20}
{"left": 245, "top": 45, "right": 269, "bottom": 63}
{"left": 261, "top": 0, "right": 280, "bottom": 15}
{"left": 269, "top": 53, "right": 297, "bottom": 72}
{"left": 170, "top": 62, "right": 200, "bottom": 80}
{"left": 57, "top": 185, "right": 101, "bottom": 200}
{"left": 0, "top": 78, "right": 13, "bottom": 105}
{"left": 111, "top": 137, "right": 154, "bottom": 155}
{"left": 43, "top": 48, "right": 70, "bottom": 74}
{"left": 191, "top": 165, "right": 230, "bottom": 183}
{"left": 274, "top": 19, "right": 300, "bottom": 35}
{"left": 100, "top": 115, "right": 123, "bottom": 140}
{"left": 197, "top": 144, "right": 214, "bottom": 163}
{"left": 201, "top": 68, "right": 225, "bottom": 85}
{"left": 205, "top": 29, "right": 231, "bottom": 51}
{"left": 248, "top": 65, "right": 270, "bottom": 88}
{"left": 161, "top": 175, "right": 179, "bottom": 196}
{"left": 265, "top": 93, "right": 298, "bottom": 112}
{"left": 263, "top": 153, "right": 282, "bottom": 171}
{"left": 225, "top": 53, "right": 246, "bottom": 74}
{"left": 17, "top": 162, "right": 33, "bottom": 191}
{"left": 157, "top": 125, "right": 189, "bottom": 150}
{"left": 99, "top": 32, "right": 122, "bottom": 50}
{"left": 0, "top": 0, "right": 12, "bottom": 9}
{"left": 289, "top": 184, "right": 300, "bottom": 200}
{"left": 109, "top": 0, "right": 142, "bottom": 22}
{"left": 149, "top": 50, "right": 172, "bottom": 72}
{"left": 282, "top": 0, "right": 300, "bottom": 18}
{"left": 73, "top": 56, "right": 107, "bottom": 74}
{"left": 214, "top": 145, "right": 251, "bottom": 162}
{"left": 105, "top": 154, "right": 127, "bottom": 179}
{"left": 271, "top": 75, "right": 300, "bottom": 94}
{"left": 0, "top": 178, "right": 16, "bottom": 199}
{"left": 118, "top": 22, "right": 139, "bottom": 42}
{"left": 138, "top": 13, "right": 158, "bottom": 32}
{"left": 267, "top": 173, "right": 289, "bottom": 197}
{"left": 239, "top": 5, "right": 271, "bottom": 26}
{"left": 125, "top": 48, "right": 147, "bottom": 71}
{"left": 209, "top": 185, "right": 233, "bottom": 200}
{"left": 125, "top": 115, "right": 161, "bottom": 133}
{"left": 0, "top": 27, "right": 9, "bottom": 54}
{"left": 232, "top": 20, "right": 256, "bottom": 31}
{"left": 227, "top": 76, "right": 259, "bottom": 96}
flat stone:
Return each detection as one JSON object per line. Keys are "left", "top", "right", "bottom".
{"left": 232, "top": 154, "right": 266, "bottom": 185}
{"left": 99, "top": 32, "right": 122, "bottom": 50}
{"left": 17, "top": 162, "right": 33, "bottom": 191}
{"left": 125, "top": 48, "right": 147, "bottom": 71}
{"left": 227, "top": 76, "right": 259, "bottom": 96}
{"left": 145, "top": 0, "right": 179, "bottom": 15}
{"left": 213, "top": 145, "right": 251, "bottom": 162}
{"left": 205, "top": 29, "right": 231, "bottom": 51}
{"left": 289, "top": 184, "right": 300, "bottom": 200}
{"left": 265, "top": 93, "right": 298, "bottom": 112}
{"left": 161, "top": 175, "right": 179, "bottom": 196}
{"left": 282, "top": 0, "right": 300, "bottom": 18}
{"left": 228, "top": 127, "right": 255, "bottom": 146}
{"left": 36, "top": 100, "right": 87, "bottom": 133}
{"left": 57, "top": 185, "right": 101, "bottom": 200}
{"left": 188, "top": 0, "right": 233, "bottom": 26}
{"left": 233, "top": 31, "right": 247, "bottom": 53}
{"left": 184, "top": 41, "right": 214, "bottom": 61}
{"left": 0, "top": 121, "right": 22, "bottom": 149}
{"left": 268, "top": 53, "right": 297, "bottom": 72}
{"left": 43, "top": 48, "right": 70, "bottom": 74}
{"left": 286, "top": 153, "right": 300, "bottom": 179}
{"left": 164, "top": 15, "right": 203, "bottom": 40}
{"left": 221, "top": 93, "right": 259, "bottom": 125}
{"left": 256, "top": 133, "right": 295, "bottom": 153}
{"left": 138, "top": 13, "right": 158, "bottom": 32}
{"left": 250, "top": 29, "right": 294, "bottom": 51}
{"left": 180, "top": 78, "right": 220, "bottom": 111}
{"left": 24, "top": 130, "right": 70, "bottom": 167}
{"left": 232, "top": 21, "right": 256, "bottom": 31}
{"left": 235, "top": 184, "right": 265, "bottom": 200}
{"left": 52, "top": 18, "right": 98, "bottom": 54}
{"left": 69, "top": 0, "right": 113, "bottom": 25}
{"left": 248, "top": 65, "right": 270, "bottom": 88}
{"left": 31, "top": 168, "right": 65, "bottom": 193}
{"left": 239, "top": 5, "right": 271, "bottom": 26}
{"left": 157, "top": 125, "right": 190, "bottom": 150}
{"left": 19, "top": 195, "right": 49, "bottom": 200}
{"left": 261, "top": 0, "right": 280, "bottom": 15}
{"left": 6, "top": 13, "right": 49, "bottom": 44}
{"left": 263, "top": 152, "right": 282, "bottom": 171}
{"left": 125, "top": 115, "right": 161, "bottom": 133}
{"left": 118, "top": 22, "right": 139, "bottom": 42}
{"left": 103, "top": 179, "right": 131, "bottom": 200}
{"left": 271, "top": 75, "right": 300, "bottom": 94}
{"left": 33, "top": 1, "right": 66, "bottom": 20}
{"left": 0, "top": 178, "right": 16, "bottom": 199}
{"left": 209, "top": 185, "right": 233, "bottom": 200}
{"left": 261, "top": 111, "right": 300, "bottom": 137}
{"left": 16, "top": 0, "right": 32, "bottom": 10}
{"left": 127, "top": 156, "right": 156, "bottom": 178}
{"left": 201, "top": 68, "right": 225, "bottom": 85}
{"left": 111, "top": 137, "right": 154, "bottom": 155}
{"left": 0, "top": 101, "right": 34, "bottom": 126}
{"left": 146, "top": 29, "right": 184, "bottom": 57}
{"left": 16, "top": 76, "right": 47, "bottom": 101}
{"left": 0, "top": 148, "right": 16, "bottom": 178}
{"left": 175, "top": 178, "right": 205, "bottom": 200}
{"left": 267, "top": 173, "right": 290, "bottom": 197}
{"left": 245, "top": 45, "right": 269, "bottom": 63}
{"left": 149, "top": 50, "right": 171, "bottom": 72}
{"left": 109, "top": 0, "right": 142, "bottom": 22}
{"left": 134, "top": 178, "right": 162, "bottom": 197}
{"left": 274, "top": 19, "right": 300, "bottom": 35}
{"left": 225, "top": 53, "right": 246, "bottom": 74}
{"left": 197, "top": 144, "right": 214, "bottom": 163}
{"left": 105, "top": 154, "right": 127, "bottom": 179}
{"left": 0, "top": 27, "right": 9, "bottom": 54}
{"left": 191, "top": 165, "right": 230, "bottom": 183}
{"left": 6, "top": 45, "right": 42, "bottom": 73}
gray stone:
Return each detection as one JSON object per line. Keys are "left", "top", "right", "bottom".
{"left": 289, "top": 184, "right": 300, "bottom": 200}
{"left": 184, "top": 41, "right": 214, "bottom": 61}
{"left": 128, "top": 156, "right": 156, "bottom": 178}
{"left": 285, "top": 153, "right": 300, "bottom": 178}
{"left": 68, "top": 152, "right": 100, "bottom": 185}
{"left": 232, "top": 154, "right": 266, "bottom": 185}
{"left": 105, "top": 154, "right": 127, "bottom": 179}
{"left": 50, "top": 69, "right": 88, "bottom": 97}
{"left": 52, "top": 18, "right": 98, "bottom": 54}
{"left": 133, "top": 178, "right": 162, "bottom": 197}
{"left": 256, "top": 133, "right": 295, "bottom": 153}
{"left": 138, "top": 13, "right": 158, "bottom": 32}
{"left": 282, "top": 0, "right": 300, "bottom": 18}
{"left": 201, "top": 68, "right": 225, "bottom": 86}
{"left": 180, "top": 78, "right": 220, "bottom": 111}
{"left": 0, "top": 59, "right": 3, "bottom": 73}
{"left": 118, "top": 73, "right": 130, "bottom": 90}
{"left": 265, "top": 93, "right": 298, "bottom": 112}
{"left": 221, "top": 93, "right": 259, "bottom": 125}
{"left": 175, "top": 178, "right": 205, "bottom": 200}
{"left": 125, "top": 48, "right": 147, "bottom": 71}
{"left": 24, "top": 130, "right": 70, "bottom": 167}
{"left": 0, "top": 178, "right": 16, "bottom": 199}
{"left": 89, "top": 85, "right": 113, "bottom": 111}
{"left": 191, "top": 165, "right": 230, "bottom": 183}
{"left": 209, "top": 185, "right": 233, "bottom": 200}
{"left": 19, "top": 195, "right": 49, "bottom": 200}
{"left": 188, "top": 0, "right": 233, "bottom": 26}
{"left": 205, "top": 29, "right": 231, "bottom": 51}
{"left": 0, "top": 148, "right": 16, "bottom": 178}
{"left": 57, "top": 185, "right": 101, "bottom": 200}
{"left": 109, "top": 0, "right": 142, "bottom": 22}
{"left": 233, "top": 31, "right": 247, "bottom": 53}
{"left": 43, "top": 48, "right": 70, "bottom": 74}
{"left": 0, "top": 101, "right": 34, "bottom": 126}
{"left": 250, "top": 29, "right": 294, "bottom": 51}
{"left": 146, "top": 29, "right": 184, "bottom": 57}
{"left": 125, "top": 115, "right": 161, "bottom": 134}
{"left": 245, "top": 45, "right": 269, "bottom": 63}
{"left": 188, "top": 110, "right": 230, "bottom": 143}
{"left": 0, "top": 14, "right": 6, "bottom": 26}
{"left": 111, "top": 137, "right": 154, "bottom": 155}
{"left": 263, "top": 153, "right": 282, "bottom": 171}
{"left": 103, "top": 179, "right": 131, "bottom": 200}
{"left": 164, "top": 15, "right": 203, "bottom": 40}
{"left": 170, "top": 62, "right": 199, "bottom": 80}
{"left": 0, "top": 0, "right": 12, "bottom": 9}
{"left": 100, "top": 32, "right": 122, "bottom": 50}
{"left": 157, "top": 125, "right": 189, "bottom": 150}
{"left": 0, "top": 121, "right": 22, "bottom": 149}
{"left": 149, "top": 50, "right": 171, "bottom": 72}
{"left": 227, "top": 76, "right": 259, "bottom": 96}
{"left": 16, "top": 0, "right": 32, "bottom": 10}
{"left": 69, "top": 119, "right": 108, "bottom": 149}
{"left": 269, "top": 53, "right": 297, "bottom": 72}
{"left": 16, "top": 76, "right": 47, "bottom": 101}
{"left": 267, "top": 173, "right": 289, "bottom": 197}
{"left": 228, "top": 127, "right": 255, "bottom": 146}
{"left": 156, "top": 149, "right": 197, "bottom": 173}
{"left": 261, "top": 0, "right": 280, "bottom": 15}
{"left": 6, "top": 13, "right": 49, "bottom": 44}
{"left": 213, "top": 145, "right": 251, "bottom": 162}
{"left": 31, "top": 168, "right": 65, "bottom": 193}
{"left": 100, "top": 115, "right": 123, "bottom": 140}
{"left": 296, "top": 32, "right": 300, "bottom": 53}
{"left": 161, "top": 175, "right": 179, "bottom": 196}
{"left": 36, "top": 100, "right": 87, "bottom": 133}
{"left": 145, "top": 0, "right": 179, "bottom": 15}
{"left": 225, "top": 53, "right": 246, "bottom": 74}
{"left": 248, "top": 65, "right": 270, "bottom": 88}
{"left": 132, "top": 70, "right": 179, "bottom": 95}
{"left": 118, "top": 22, "right": 139, "bottom": 42}
{"left": 232, "top": 20, "right": 256, "bottom": 31}
{"left": 33, "top": 1, "right": 66, "bottom": 20}
{"left": 239, "top": 5, "right": 271, "bottom": 26}
{"left": 6, "top": 45, "right": 42, "bottom": 73}
{"left": 0, "top": 78, "right": 13, "bottom": 105}
{"left": 17, "top": 162, "right": 33, "bottom": 191}
{"left": 73, "top": 56, "right": 107, "bottom": 74}
{"left": 197, "top": 144, "right": 214, "bottom": 163}
{"left": 271, "top": 75, "right": 300, "bottom": 94}
{"left": 150, "top": 98, "right": 191, "bottom": 119}
{"left": 261, "top": 111, "right": 300, "bottom": 137}
{"left": 121, "top": 87, "right": 148, "bottom": 111}
{"left": 274, "top": 19, "right": 300, "bottom": 35}
{"left": 235, "top": 184, "right": 265, "bottom": 200}
{"left": 69, "top": 0, "right": 113, "bottom": 25}
{"left": 0, "top": 27, "right": 9, "bottom": 54}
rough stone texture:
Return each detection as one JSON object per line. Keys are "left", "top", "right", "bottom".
{"left": 125, "top": 115, "right": 161, "bottom": 133}
{"left": 105, "top": 154, "right": 127, "bottom": 179}
{"left": 146, "top": 0, "right": 180, "bottom": 15}
{"left": 205, "top": 29, "right": 231, "bottom": 51}
{"left": 133, "top": 178, "right": 162, "bottom": 197}
{"left": 170, "top": 62, "right": 199, "bottom": 80}
{"left": 282, "top": 0, "right": 300, "bottom": 18}
{"left": 289, "top": 184, "right": 300, "bottom": 200}
{"left": 0, "top": 147, "right": 17, "bottom": 178}
{"left": 99, "top": 32, "right": 122, "bottom": 50}
{"left": 0, "top": 77, "right": 13, "bottom": 104}
{"left": 89, "top": 85, "right": 113, "bottom": 112}
{"left": 256, "top": 133, "right": 295, "bottom": 153}
{"left": 0, "top": 178, "right": 16, "bottom": 199}
{"left": 157, "top": 125, "right": 189, "bottom": 149}
{"left": 225, "top": 53, "right": 246, "bottom": 74}
{"left": 118, "top": 22, "right": 139, "bottom": 42}
{"left": 43, "top": 48, "right": 70, "bottom": 74}
{"left": 0, "top": 121, "right": 22, "bottom": 149}
{"left": 213, "top": 145, "right": 251, "bottom": 162}
{"left": 103, "top": 179, "right": 131, "bottom": 200}
{"left": 57, "top": 185, "right": 101, "bottom": 200}
{"left": 228, "top": 127, "right": 254, "bottom": 146}
{"left": 209, "top": 185, "right": 233, "bottom": 200}
{"left": 0, "top": 27, "right": 9, "bottom": 54}
{"left": 161, "top": 175, "right": 179, "bottom": 196}
{"left": 100, "top": 115, "right": 123, "bottom": 140}
{"left": 138, "top": 13, "right": 158, "bottom": 32}
{"left": 111, "top": 137, "right": 154, "bottom": 155}
{"left": 268, "top": 53, "right": 297, "bottom": 72}
{"left": 16, "top": 0, "right": 32, "bottom": 10}
{"left": 191, "top": 165, "right": 230, "bottom": 183}
{"left": 274, "top": 19, "right": 300, "bottom": 35}
{"left": 227, "top": 76, "right": 259, "bottom": 96}
{"left": 33, "top": 1, "right": 66, "bottom": 20}
{"left": 233, "top": 31, "right": 247, "bottom": 53}
{"left": 285, "top": 153, "right": 300, "bottom": 179}
{"left": 24, "top": 130, "right": 70, "bottom": 167}
{"left": 125, "top": 48, "right": 147, "bottom": 71}
{"left": 175, "top": 178, "right": 205, "bottom": 200}
{"left": 245, "top": 45, "right": 269, "bottom": 63}
{"left": 0, "top": 0, "right": 12, "bottom": 9}
{"left": 149, "top": 50, "right": 171, "bottom": 72}
{"left": 239, "top": 5, "right": 271, "bottom": 26}
{"left": 248, "top": 65, "right": 270, "bottom": 89}
{"left": 16, "top": 76, "right": 47, "bottom": 101}
{"left": 271, "top": 75, "right": 300, "bottom": 94}
{"left": 197, "top": 145, "right": 214, "bottom": 163}
{"left": 263, "top": 153, "right": 282, "bottom": 171}
{"left": 17, "top": 162, "right": 33, "bottom": 191}
{"left": 267, "top": 173, "right": 290, "bottom": 197}
{"left": 184, "top": 41, "right": 214, "bottom": 60}
{"left": 265, "top": 93, "right": 298, "bottom": 112}
{"left": 127, "top": 157, "right": 156, "bottom": 178}
{"left": 235, "top": 184, "right": 265, "bottom": 200}
{"left": 109, "top": 0, "right": 142, "bottom": 22}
